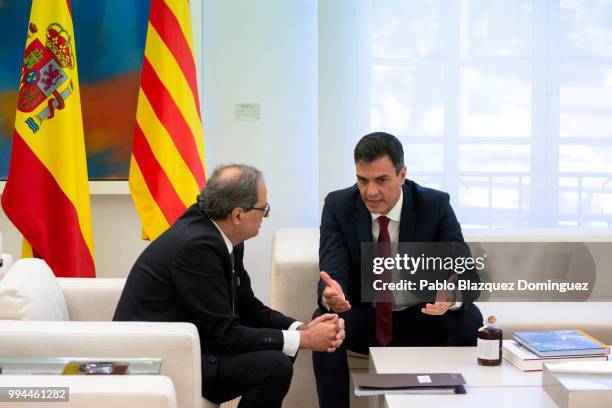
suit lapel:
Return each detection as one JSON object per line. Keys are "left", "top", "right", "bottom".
{"left": 353, "top": 199, "right": 373, "bottom": 244}
{"left": 399, "top": 182, "right": 417, "bottom": 242}
{"left": 202, "top": 212, "right": 236, "bottom": 283}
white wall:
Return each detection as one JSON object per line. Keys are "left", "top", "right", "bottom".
{"left": 1, "top": 0, "right": 319, "bottom": 303}
{"left": 318, "top": 0, "right": 369, "bottom": 204}
{"left": 200, "top": 0, "right": 319, "bottom": 300}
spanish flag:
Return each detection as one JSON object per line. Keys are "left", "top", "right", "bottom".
{"left": 129, "top": 0, "right": 206, "bottom": 240}
{"left": 1, "top": 0, "right": 95, "bottom": 277}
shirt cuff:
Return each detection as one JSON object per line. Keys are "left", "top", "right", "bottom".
{"left": 449, "top": 301, "right": 463, "bottom": 310}
{"left": 282, "top": 322, "right": 303, "bottom": 357}
{"left": 288, "top": 321, "right": 303, "bottom": 331}
{"left": 321, "top": 296, "right": 331, "bottom": 311}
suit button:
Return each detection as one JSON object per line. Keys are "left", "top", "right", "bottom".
{"left": 264, "top": 337, "right": 272, "bottom": 343}
{"left": 208, "top": 356, "right": 216, "bottom": 363}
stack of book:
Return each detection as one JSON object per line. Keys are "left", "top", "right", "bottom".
{"left": 503, "top": 330, "right": 609, "bottom": 371}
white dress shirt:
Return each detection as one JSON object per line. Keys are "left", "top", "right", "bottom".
{"left": 211, "top": 221, "right": 301, "bottom": 357}
{"left": 370, "top": 191, "right": 409, "bottom": 310}
{"left": 370, "top": 191, "right": 461, "bottom": 311}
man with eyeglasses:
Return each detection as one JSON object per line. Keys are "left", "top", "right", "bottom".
{"left": 114, "top": 164, "right": 345, "bottom": 408}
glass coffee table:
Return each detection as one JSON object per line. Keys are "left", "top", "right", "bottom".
{"left": 0, "top": 357, "right": 162, "bottom": 375}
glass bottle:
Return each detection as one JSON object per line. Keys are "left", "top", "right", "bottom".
{"left": 477, "top": 315, "right": 502, "bottom": 366}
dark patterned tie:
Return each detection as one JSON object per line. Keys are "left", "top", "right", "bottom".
{"left": 376, "top": 216, "right": 393, "bottom": 346}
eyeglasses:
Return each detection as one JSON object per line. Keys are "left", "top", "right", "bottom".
{"left": 248, "top": 202, "right": 270, "bottom": 217}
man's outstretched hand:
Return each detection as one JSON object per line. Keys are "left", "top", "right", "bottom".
{"left": 320, "top": 271, "right": 351, "bottom": 313}
{"left": 421, "top": 274, "right": 458, "bottom": 316}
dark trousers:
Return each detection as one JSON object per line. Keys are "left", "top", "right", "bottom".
{"left": 203, "top": 349, "right": 293, "bottom": 408}
{"left": 312, "top": 302, "right": 483, "bottom": 408}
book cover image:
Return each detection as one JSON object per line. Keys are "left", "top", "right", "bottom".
{"left": 62, "top": 362, "right": 128, "bottom": 375}
{"left": 514, "top": 330, "right": 608, "bottom": 355}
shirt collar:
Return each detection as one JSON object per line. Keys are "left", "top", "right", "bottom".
{"left": 371, "top": 189, "right": 403, "bottom": 223}
{"left": 211, "top": 220, "right": 234, "bottom": 255}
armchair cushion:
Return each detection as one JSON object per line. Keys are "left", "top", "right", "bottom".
{"left": 0, "top": 258, "right": 68, "bottom": 321}
{"left": 58, "top": 277, "right": 125, "bottom": 321}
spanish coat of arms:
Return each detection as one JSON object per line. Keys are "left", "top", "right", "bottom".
{"left": 17, "top": 22, "right": 76, "bottom": 134}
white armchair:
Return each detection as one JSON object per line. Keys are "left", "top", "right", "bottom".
{"left": 0, "top": 263, "right": 238, "bottom": 408}
{"left": 270, "top": 229, "right": 369, "bottom": 408}
{"left": 270, "top": 228, "right": 612, "bottom": 408}
{"left": 0, "top": 320, "right": 204, "bottom": 408}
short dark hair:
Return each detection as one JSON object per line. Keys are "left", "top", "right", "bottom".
{"left": 354, "top": 132, "right": 404, "bottom": 174}
{"left": 196, "top": 164, "right": 262, "bottom": 220}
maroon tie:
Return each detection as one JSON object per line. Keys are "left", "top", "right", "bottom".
{"left": 376, "top": 216, "right": 393, "bottom": 346}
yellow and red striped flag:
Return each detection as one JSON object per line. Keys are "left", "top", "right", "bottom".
{"left": 129, "top": 0, "right": 206, "bottom": 240}
{"left": 1, "top": 0, "right": 95, "bottom": 277}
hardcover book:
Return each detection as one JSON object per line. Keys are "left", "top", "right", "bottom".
{"left": 513, "top": 330, "right": 609, "bottom": 357}
{"left": 503, "top": 340, "right": 608, "bottom": 371}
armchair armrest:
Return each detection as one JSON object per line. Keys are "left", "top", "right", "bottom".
{"left": 0, "top": 375, "right": 177, "bottom": 408}
{"left": 0, "top": 320, "right": 206, "bottom": 408}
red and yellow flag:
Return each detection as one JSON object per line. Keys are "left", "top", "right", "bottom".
{"left": 129, "top": 0, "right": 206, "bottom": 240}
{"left": 1, "top": 0, "right": 95, "bottom": 277}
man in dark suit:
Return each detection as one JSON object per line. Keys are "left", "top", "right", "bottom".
{"left": 312, "top": 132, "right": 483, "bottom": 408}
{"left": 114, "top": 164, "right": 345, "bottom": 408}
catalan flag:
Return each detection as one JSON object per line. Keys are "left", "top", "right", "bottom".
{"left": 129, "top": 0, "right": 206, "bottom": 240}
{"left": 1, "top": 0, "right": 95, "bottom": 277}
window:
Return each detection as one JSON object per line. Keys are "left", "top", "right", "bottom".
{"left": 361, "top": 0, "right": 612, "bottom": 229}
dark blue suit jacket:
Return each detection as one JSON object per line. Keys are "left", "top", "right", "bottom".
{"left": 318, "top": 180, "right": 480, "bottom": 309}
{"left": 114, "top": 205, "right": 296, "bottom": 355}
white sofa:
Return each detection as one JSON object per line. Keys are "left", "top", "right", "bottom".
{"left": 270, "top": 228, "right": 612, "bottom": 408}
{"left": 0, "top": 275, "right": 239, "bottom": 408}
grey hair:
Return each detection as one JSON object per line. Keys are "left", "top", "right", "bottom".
{"left": 196, "top": 164, "right": 263, "bottom": 220}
